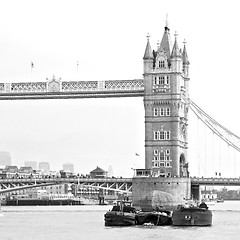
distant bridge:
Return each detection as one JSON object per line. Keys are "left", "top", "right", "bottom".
{"left": 0, "top": 177, "right": 133, "bottom": 194}
{"left": 1, "top": 177, "right": 240, "bottom": 194}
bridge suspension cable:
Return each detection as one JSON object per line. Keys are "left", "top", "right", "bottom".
{"left": 183, "top": 97, "right": 240, "bottom": 152}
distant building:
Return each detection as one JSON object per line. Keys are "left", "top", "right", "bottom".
{"left": 39, "top": 162, "right": 50, "bottom": 172}
{"left": 0, "top": 151, "right": 11, "bottom": 167}
{"left": 4, "top": 165, "right": 18, "bottom": 173}
{"left": 63, "top": 163, "right": 74, "bottom": 173}
{"left": 107, "top": 165, "right": 114, "bottom": 178}
{"left": 24, "top": 161, "right": 37, "bottom": 170}
{"left": 19, "top": 166, "right": 33, "bottom": 174}
{"left": 90, "top": 166, "right": 107, "bottom": 178}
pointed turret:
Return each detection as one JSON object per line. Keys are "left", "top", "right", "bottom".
{"left": 171, "top": 33, "right": 182, "bottom": 72}
{"left": 182, "top": 40, "right": 190, "bottom": 77}
{"left": 182, "top": 40, "right": 190, "bottom": 65}
{"left": 143, "top": 34, "right": 153, "bottom": 73}
{"left": 143, "top": 35, "right": 153, "bottom": 60}
{"left": 159, "top": 21, "right": 172, "bottom": 61}
{"left": 171, "top": 33, "right": 181, "bottom": 58}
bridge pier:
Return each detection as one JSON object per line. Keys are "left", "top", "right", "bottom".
{"left": 132, "top": 177, "right": 191, "bottom": 211}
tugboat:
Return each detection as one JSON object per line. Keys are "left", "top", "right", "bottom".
{"left": 104, "top": 201, "right": 136, "bottom": 226}
{"left": 172, "top": 201, "right": 212, "bottom": 226}
{"left": 135, "top": 209, "right": 172, "bottom": 226}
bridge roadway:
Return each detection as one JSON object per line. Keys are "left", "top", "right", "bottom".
{"left": 1, "top": 177, "right": 240, "bottom": 194}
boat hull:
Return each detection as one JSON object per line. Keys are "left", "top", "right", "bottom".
{"left": 172, "top": 208, "right": 212, "bottom": 226}
{"left": 104, "top": 211, "right": 136, "bottom": 226}
{"left": 135, "top": 212, "right": 172, "bottom": 226}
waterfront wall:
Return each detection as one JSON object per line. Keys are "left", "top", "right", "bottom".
{"left": 132, "top": 177, "right": 191, "bottom": 211}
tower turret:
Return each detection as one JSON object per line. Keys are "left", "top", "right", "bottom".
{"left": 182, "top": 40, "right": 190, "bottom": 77}
{"left": 171, "top": 33, "right": 182, "bottom": 73}
{"left": 143, "top": 35, "right": 153, "bottom": 73}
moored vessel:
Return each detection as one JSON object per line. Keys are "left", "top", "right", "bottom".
{"left": 135, "top": 210, "right": 172, "bottom": 226}
{"left": 172, "top": 206, "right": 212, "bottom": 226}
{"left": 104, "top": 201, "right": 136, "bottom": 226}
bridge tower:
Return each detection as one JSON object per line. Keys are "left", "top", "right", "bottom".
{"left": 132, "top": 21, "right": 191, "bottom": 210}
{"left": 143, "top": 23, "right": 190, "bottom": 178}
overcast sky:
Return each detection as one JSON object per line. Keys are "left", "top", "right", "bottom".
{"left": 0, "top": 0, "right": 240, "bottom": 177}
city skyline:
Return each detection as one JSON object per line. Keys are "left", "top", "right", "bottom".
{"left": 0, "top": 0, "right": 240, "bottom": 177}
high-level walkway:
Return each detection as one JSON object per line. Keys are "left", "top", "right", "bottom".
{"left": 0, "top": 78, "right": 144, "bottom": 100}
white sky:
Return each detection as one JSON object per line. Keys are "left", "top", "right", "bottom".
{"left": 0, "top": 0, "right": 240, "bottom": 177}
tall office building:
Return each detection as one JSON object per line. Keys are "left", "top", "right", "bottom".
{"left": 63, "top": 163, "right": 74, "bottom": 173}
{"left": 39, "top": 161, "right": 50, "bottom": 172}
{"left": 0, "top": 151, "right": 11, "bottom": 167}
{"left": 24, "top": 161, "right": 38, "bottom": 170}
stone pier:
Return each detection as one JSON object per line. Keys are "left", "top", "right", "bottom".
{"left": 132, "top": 177, "right": 191, "bottom": 211}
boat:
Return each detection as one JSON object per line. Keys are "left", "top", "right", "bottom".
{"left": 135, "top": 210, "right": 172, "bottom": 226}
{"left": 104, "top": 201, "right": 136, "bottom": 226}
{"left": 216, "top": 198, "right": 224, "bottom": 203}
{"left": 172, "top": 205, "right": 212, "bottom": 226}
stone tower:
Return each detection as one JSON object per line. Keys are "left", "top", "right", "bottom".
{"left": 132, "top": 22, "right": 191, "bottom": 211}
{"left": 143, "top": 22, "right": 190, "bottom": 178}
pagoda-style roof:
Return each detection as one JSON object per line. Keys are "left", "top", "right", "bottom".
{"left": 90, "top": 166, "right": 107, "bottom": 174}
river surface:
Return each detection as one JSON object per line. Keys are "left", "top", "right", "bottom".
{"left": 0, "top": 201, "right": 240, "bottom": 240}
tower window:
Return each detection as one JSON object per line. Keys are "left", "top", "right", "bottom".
{"left": 154, "top": 131, "right": 159, "bottom": 140}
{"left": 154, "top": 77, "right": 157, "bottom": 85}
{"left": 165, "top": 131, "right": 170, "bottom": 140}
{"left": 159, "top": 60, "right": 165, "bottom": 68}
{"left": 166, "top": 162, "right": 171, "bottom": 167}
{"left": 153, "top": 131, "right": 170, "bottom": 140}
{"left": 166, "top": 75, "right": 170, "bottom": 85}
{"left": 160, "top": 108, "right": 164, "bottom": 116}
{"left": 159, "top": 76, "right": 165, "bottom": 85}
{"left": 160, "top": 152, "right": 164, "bottom": 161}
{"left": 160, "top": 131, "right": 164, "bottom": 140}
{"left": 153, "top": 107, "right": 171, "bottom": 117}
{"left": 166, "top": 108, "right": 171, "bottom": 116}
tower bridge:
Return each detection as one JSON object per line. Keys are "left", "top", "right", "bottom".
{"left": 1, "top": 21, "right": 240, "bottom": 208}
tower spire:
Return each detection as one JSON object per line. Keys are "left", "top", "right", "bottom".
{"left": 165, "top": 13, "right": 169, "bottom": 31}
{"left": 171, "top": 32, "right": 181, "bottom": 58}
{"left": 182, "top": 39, "right": 190, "bottom": 65}
{"left": 143, "top": 33, "right": 153, "bottom": 59}
{"left": 159, "top": 17, "right": 172, "bottom": 62}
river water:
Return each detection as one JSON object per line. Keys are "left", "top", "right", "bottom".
{"left": 1, "top": 201, "right": 240, "bottom": 240}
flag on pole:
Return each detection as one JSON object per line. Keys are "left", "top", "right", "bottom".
{"left": 31, "top": 62, "right": 34, "bottom": 74}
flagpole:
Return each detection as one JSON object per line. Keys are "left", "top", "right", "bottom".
{"left": 31, "top": 61, "right": 34, "bottom": 75}
{"left": 77, "top": 60, "right": 79, "bottom": 75}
